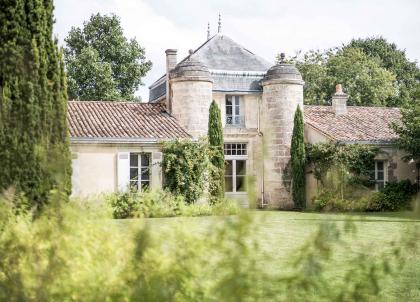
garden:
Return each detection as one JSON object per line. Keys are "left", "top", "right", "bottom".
{"left": 1, "top": 191, "right": 419, "bottom": 301}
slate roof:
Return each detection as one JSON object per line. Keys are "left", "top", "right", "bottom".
{"left": 149, "top": 34, "right": 272, "bottom": 101}
{"left": 68, "top": 101, "right": 190, "bottom": 141}
{"left": 304, "top": 105, "right": 401, "bottom": 144}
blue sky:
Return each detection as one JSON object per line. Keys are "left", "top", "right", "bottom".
{"left": 54, "top": 0, "right": 420, "bottom": 100}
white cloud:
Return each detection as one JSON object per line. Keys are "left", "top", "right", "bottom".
{"left": 54, "top": 0, "right": 420, "bottom": 101}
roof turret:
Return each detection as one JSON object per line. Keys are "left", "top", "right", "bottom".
{"left": 170, "top": 50, "right": 212, "bottom": 82}
{"left": 262, "top": 53, "right": 303, "bottom": 84}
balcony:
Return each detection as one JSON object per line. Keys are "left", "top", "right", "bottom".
{"left": 226, "top": 115, "right": 245, "bottom": 127}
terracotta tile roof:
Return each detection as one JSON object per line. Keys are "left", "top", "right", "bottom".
{"left": 68, "top": 101, "right": 190, "bottom": 141}
{"left": 304, "top": 105, "right": 401, "bottom": 143}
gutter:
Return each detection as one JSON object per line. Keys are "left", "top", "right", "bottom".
{"left": 70, "top": 136, "right": 195, "bottom": 144}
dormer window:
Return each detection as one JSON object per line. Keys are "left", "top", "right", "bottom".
{"left": 226, "top": 95, "right": 244, "bottom": 127}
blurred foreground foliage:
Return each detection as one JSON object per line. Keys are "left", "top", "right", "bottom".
{"left": 0, "top": 191, "right": 419, "bottom": 301}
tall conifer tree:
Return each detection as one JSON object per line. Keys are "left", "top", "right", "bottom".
{"left": 0, "top": 0, "right": 71, "bottom": 206}
{"left": 208, "top": 100, "right": 225, "bottom": 202}
{"left": 291, "top": 105, "right": 306, "bottom": 209}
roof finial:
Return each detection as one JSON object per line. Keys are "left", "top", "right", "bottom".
{"left": 218, "top": 13, "right": 221, "bottom": 33}
{"left": 207, "top": 22, "right": 210, "bottom": 40}
{"left": 280, "top": 53, "right": 286, "bottom": 63}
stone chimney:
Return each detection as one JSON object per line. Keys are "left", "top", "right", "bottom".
{"left": 165, "top": 49, "right": 177, "bottom": 111}
{"left": 332, "top": 84, "right": 348, "bottom": 116}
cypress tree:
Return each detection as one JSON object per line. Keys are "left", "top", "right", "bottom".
{"left": 0, "top": 0, "right": 71, "bottom": 207}
{"left": 291, "top": 105, "right": 306, "bottom": 209}
{"left": 208, "top": 100, "right": 225, "bottom": 202}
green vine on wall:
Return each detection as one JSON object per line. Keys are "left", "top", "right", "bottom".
{"left": 306, "top": 142, "right": 379, "bottom": 188}
{"left": 161, "top": 139, "right": 210, "bottom": 204}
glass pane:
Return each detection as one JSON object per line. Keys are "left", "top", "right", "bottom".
{"left": 376, "top": 161, "right": 384, "bottom": 171}
{"left": 242, "top": 144, "right": 247, "bottom": 155}
{"left": 226, "top": 105, "right": 232, "bottom": 115}
{"left": 130, "top": 168, "right": 138, "bottom": 180}
{"left": 225, "top": 160, "right": 233, "bottom": 175}
{"left": 236, "top": 160, "right": 246, "bottom": 176}
{"left": 235, "top": 96, "right": 240, "bottom": 106}
{"left": 225, "top": 176, "right": 233, "bottom": 192}
{"left": 141, "top": 168, "right": 150, "bottom": 180}
{"left": 141, "top": 154, "right": 150, "bottom": 166}
{"left": 141, "top": 181, "right": 150, "bottom": 191}
{"left": 130, "top": 154, "right": 138, "bottom": 166}
{"left": 226, "top": 115, "right": 233, "bottom": 124}
{"left": 236, "top": 176, "right": 246, "bottom": 192}
{"left": 226, "top": 96, "right": 232, "bottom": 106}
{"left": 130, "top": 180, "right": 138, "bottom": 190}
{"left": 235, "top": 104, "right": 240, "bottom": 115}
{"left": 377, "top": 171, "right": 384, "bottom": 181}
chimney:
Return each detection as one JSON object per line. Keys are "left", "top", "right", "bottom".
{"left": 332, "top": 84, "right": 348, "bottom": 116}
{"left": 165, "top": 49, "right": 177, "bottom": 112}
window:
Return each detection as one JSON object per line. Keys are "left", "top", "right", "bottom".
{"left": 225, "top": 95, "right": 244, "bottom": 126}
{"left": 224, "top": 143, "right": 247, "bottom": 156}
{"left": 130, "top": 153, "right": 151, "bottom": 191}
{"left": 370, "top": 161, "right": 386, "bottom": 190}
{"left": 224, "top": 144, "right": 247, "bottom": 193}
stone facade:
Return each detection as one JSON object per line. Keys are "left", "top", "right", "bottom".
{"left": 170, "top": 80, "right": 213, "bottom": 137}
{"left": 261, "top": 80, "right": 304, "bottom": 208}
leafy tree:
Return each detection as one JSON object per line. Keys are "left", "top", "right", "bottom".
{"left": 326, "top": 48, "right": 397, "bottom": 106}
{"left": 345, "top": 37, "right": 420, "bottom": 107}
{"left": 0, "top": 0, "right": 71, "bottom": 206}
{"left": 64, "top": 13, "right": 152, "bottom": 101}
{"left": 392, "top": 101, "right": 420, "bottom": 162}
{"left": 293, "top": 50, "right": 330, "bottom": 105}
{"left": 208, "top": 100, "right": 225, "bottom": 202}
{"left": 284, "top": 44, "right": 404, "bottom": 107}
{"left": 291, "top": 105, "right": 306, "bottom": 209}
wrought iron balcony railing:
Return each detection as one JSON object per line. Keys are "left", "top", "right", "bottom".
{"left": 226, "top": 115, "right": 245, "bottom": 127}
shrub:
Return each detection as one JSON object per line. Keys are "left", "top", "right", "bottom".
{"left": 313, "top": 192, "right": 368, "bottom": 212}
{"left": 107, "top": 190, "right": 239, "bottom": 219}
{"left": 313, "top": 180, "right": 417, "bottom": 212}
{"left": 367, "top": 180, "right": 417, "bottom": 211}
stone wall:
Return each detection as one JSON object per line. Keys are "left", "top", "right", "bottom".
{"left": 171, "top": 80, "right": 213, "bottom": 138}
{"left": 261, "top": 82, "right": 304, "bottom": 208}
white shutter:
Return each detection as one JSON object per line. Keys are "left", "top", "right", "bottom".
{"left": 71, "top": 153, "right": 80, "bottom": 197}
{"left": 239, "top": 96, "right": 245, "bottom": 127}
{"left": 117, "top": 152, "right": 130, "bottom": 192}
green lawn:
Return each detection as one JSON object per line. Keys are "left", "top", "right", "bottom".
{"left": 131, "top": 210, "right": 420, "bottom": 301}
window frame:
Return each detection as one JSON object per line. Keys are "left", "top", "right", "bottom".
{"left": 373, "top": 160, "right": 387, "bottom": 191}
{"left": 225, "top": 95, "right": 244, "bottom": 127}
{"left": 224, "top": 143, "right": 248, "bottom": 194}
{"left": 129, "top": 152, "right": 151, "bottom": 192}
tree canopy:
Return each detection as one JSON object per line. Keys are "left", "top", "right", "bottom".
{"left": 392, "top": 101, "right": 420, "bottom": 162}
{"left": 283, "top": 37, "right": 419, "bottom": 107}
{"left": 64, "top": 13, "right": 152, "bottom": 101}
{"left": 0, "top": 0, "right": 71, "bottom": 206}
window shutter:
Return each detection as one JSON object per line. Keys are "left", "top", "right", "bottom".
{"left": 117, "top": 152, "right": 130, "bottom": 192}
{"left": 71, "top": 153, "right": 80, "bottom": 197}
{"left": 239, "top": 96, "right": 245, "bottom": 127}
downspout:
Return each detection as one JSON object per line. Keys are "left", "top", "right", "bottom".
{"left": 258, "top": 95, "right": 266, "bottom": 207}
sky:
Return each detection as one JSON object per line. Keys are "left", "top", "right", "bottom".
{"left": 54, "top": 0, "right": 420, "bottom": 101}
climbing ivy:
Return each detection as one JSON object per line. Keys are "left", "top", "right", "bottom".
{"left": 161, "top": 139, "right": 210, "bottom": 204}
{"left": 306, "top": 143, "right": 379, "bottom": 184}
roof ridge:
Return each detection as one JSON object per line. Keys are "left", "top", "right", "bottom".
{"left": 68, "top": 100, "right": 163, "bottom": 105}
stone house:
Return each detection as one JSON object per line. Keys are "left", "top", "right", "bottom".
{"left": 68, "top": 30, "right": 418, "bottom": 208}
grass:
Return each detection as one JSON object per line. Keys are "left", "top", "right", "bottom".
{"left": 122, "top": 210, "right": 420, "bottom": 301}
